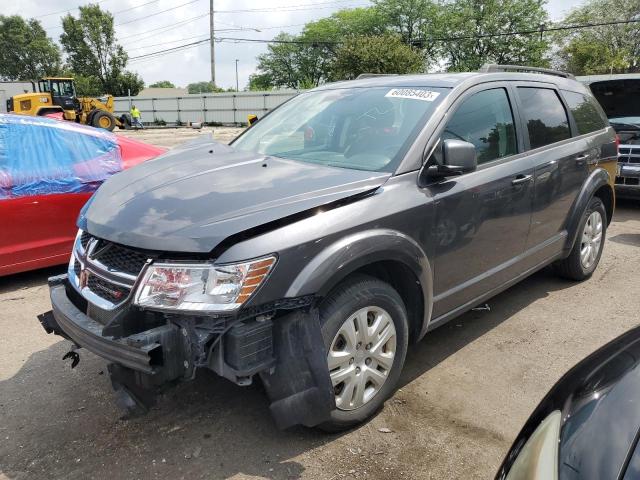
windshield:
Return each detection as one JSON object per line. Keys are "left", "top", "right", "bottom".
{"left": 609, "top": 116, "right": 640, "bottom": 127}
{"left": 232, "top": 86, "right": 449, "bottom": 172}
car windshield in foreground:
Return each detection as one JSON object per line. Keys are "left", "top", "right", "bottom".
{"left": 232, "top": 86, "right": 449, "bottom": 172}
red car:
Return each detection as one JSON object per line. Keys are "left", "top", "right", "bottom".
{"left": 0, "top": 114, "right": 165, "bottom": 276}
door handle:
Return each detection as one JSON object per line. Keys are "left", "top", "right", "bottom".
{"left": 575, "top": 153, "right": 590, "bottom": 165}
{"left": 511, "top": 174, "right": 533, "bottom": 186}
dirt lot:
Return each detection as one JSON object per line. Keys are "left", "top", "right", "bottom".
{"left": 1, "top": 128, "right": 639, "bottom": 480}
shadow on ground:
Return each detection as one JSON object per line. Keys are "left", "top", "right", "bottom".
{"left": 0, "top": 263, "right": 579, "bottom": 480}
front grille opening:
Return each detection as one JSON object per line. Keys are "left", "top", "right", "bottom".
{"left": 80, "top": 231, "right": 91, "bottom": 249}
{"left": 92, "top": 242, "right": 149, "bottom": 276}
{"left": 87, "top": 275, "right": 130, "bottom": 304}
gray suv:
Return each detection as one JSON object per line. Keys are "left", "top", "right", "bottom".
{"left": 39, "top": 65, "right": 617, "bottom": 431}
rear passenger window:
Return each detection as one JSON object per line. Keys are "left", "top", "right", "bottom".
{"left": 562, "top": 90, "right": 608, "bottom": 135}
{"left": 517, "top": 87, "right": 571, "bottom": 149}
{"left": 443, "top": 88, "right": 517, "bottom": 164}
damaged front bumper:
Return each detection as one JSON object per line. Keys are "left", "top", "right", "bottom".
{"left": 38, "top": 274, "right": 335, "bottom": 429}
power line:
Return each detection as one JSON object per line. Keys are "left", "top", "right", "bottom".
{"left": 115, "top": 0, "right": 202, "bottom": 26}
{"left": 111, "top": 0, "right": 162, "bottom": 15}
{"left": 33, "top": 0, "right": 111, "bottom": 19}
{"left": 118, "top": 12, "right": 209, "bottom": 40}
{"left": 123, "top": 22, "right": 309, "bottom": 50}
{"left": 213, "top": 0, "right": 365, "bottom": 13}
{"left": 129, "top": 39, "right": 210, "bottom": 61}
{"left": 127, "top": 16, "right": 640, "bottom": 64}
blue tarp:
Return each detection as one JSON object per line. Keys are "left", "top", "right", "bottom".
{"left": 0, "top": 114, "right": 123, "bottom": 199}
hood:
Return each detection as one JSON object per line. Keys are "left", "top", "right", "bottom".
{"left": 82, "top": 141, "right": 390, "bottom": 253}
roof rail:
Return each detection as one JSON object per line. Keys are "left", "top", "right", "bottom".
{"left": 356, "top": 73, "right": 398, "bottom": 80}
{"left": 479, "top": 64, "right": 575, "bottom": 80}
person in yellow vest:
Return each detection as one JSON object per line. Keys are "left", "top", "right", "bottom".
{"left": 130, "top": 105, "right": 144, "bottom": 129}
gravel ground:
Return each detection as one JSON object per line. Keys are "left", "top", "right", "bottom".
{"left": 1, "top": 128, "right": 639, "bottom": 479}
{"left": 116, "top": 126, "right": 245, "bottom": 148}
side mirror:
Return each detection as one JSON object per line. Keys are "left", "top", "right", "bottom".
{"left": 427, "top": 139, "right": 477, "bottom": 179}
{"left": 247, "top": 114, "right": 258, "bottom": 126}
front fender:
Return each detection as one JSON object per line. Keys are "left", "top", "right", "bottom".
{"left": 563, "top": 167, "right": 611, "bottom": 255}
{"left": 285, "top": 229, "right": 433, "bottom": 337}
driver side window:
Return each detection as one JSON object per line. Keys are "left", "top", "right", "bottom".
{"left": 444, "top": 88, "right": 517, "bottom": 164}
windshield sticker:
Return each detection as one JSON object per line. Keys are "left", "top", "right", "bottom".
{"left": 385, "top": 88, "right": 440, "bottom": 102}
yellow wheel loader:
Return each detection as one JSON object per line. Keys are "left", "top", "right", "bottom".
{"left": 6, "top": 77, "right": 131, "bottom": 132}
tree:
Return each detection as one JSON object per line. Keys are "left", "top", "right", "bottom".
{"left": 554, "top": 0, "right": 640, "bottom": 74}
{"left": 149, "top": 80, "right": 176, "bottom": 88}
{"left": 373, "top": 0, "right": 440, "bottom": 46}
{"left": 253, "top": 33, "right": 332, "bottom": 89}
{"left": 73, "top": 74, "right": 103, "bottom": 96}
{"left": 439, "top": 0, "right": 549, "bottom": 71}
{"left": 109, "top": 71, "right": 144, "bottom": 96}
{"left": 0, "top": 15, "right": 61, "bottom": 80}
{"left": 333, "top": 35, "right": 424, "bottom": 80}
{"left": 60, "top": 4, "right": 141, "bottom": 95}
{"left": 247, "top": 73, "right": 273, "bottom": 91}
{"left": 186, "top": 81, "right": 225, "bottom": 94}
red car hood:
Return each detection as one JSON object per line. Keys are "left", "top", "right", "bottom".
{"left": 116, "top": 135, "right": 167, "bottom": 169}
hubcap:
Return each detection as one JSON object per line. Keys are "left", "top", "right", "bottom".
{"left": 99, "top": 116, "right": 111, "bottom": 128}
{"left": 580, "top": 210, "right": 603, "bottom": 270}
{"left": 327, "top": 306, "right": 397, "bottom": 411}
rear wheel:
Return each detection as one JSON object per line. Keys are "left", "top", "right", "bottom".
{"left": 554, "top": 197, "right": 607, "bottom": 280}
{"left": 91, "top": 110, "right": 116, "bottom": 131}
{"left": 318, "top": 275, "right": 408, "bottom": 432}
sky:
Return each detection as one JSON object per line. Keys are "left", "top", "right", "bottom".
{"left": 4, "top": 0, "right": 586, "bottom": 91}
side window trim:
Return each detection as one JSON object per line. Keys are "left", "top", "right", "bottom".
{"left": 512, "top": 82, "right": 573, "bottom": 151}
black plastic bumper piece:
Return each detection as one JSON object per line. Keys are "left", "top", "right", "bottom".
{"left": 259, "top": 308, "right": 335, "bottom": 429}
{"left": 45, "top": 283, "right": 177, "bottom": 375}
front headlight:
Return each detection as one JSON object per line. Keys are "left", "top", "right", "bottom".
{"left": 133, "top": 255, "right": 276, "bottom": 312}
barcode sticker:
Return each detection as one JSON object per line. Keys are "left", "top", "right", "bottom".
{"left": 385, "top": 88, "right": 440, "bottom": 102}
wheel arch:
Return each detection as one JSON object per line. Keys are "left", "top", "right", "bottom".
{"left": 285, "top": 229, "right": 433, "bottom": 342}
{"left": 564, "top": 168, "right": 612, "bottom": 255}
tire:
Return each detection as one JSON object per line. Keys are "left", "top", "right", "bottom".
{"left": 317, "top": 274, "right": 409, "bottom": 432}
{"left": 554, "top": 196, "right": 607, "bottom": 281}
{"left": 91, "top": 110, "right": 116, "bottom": 131}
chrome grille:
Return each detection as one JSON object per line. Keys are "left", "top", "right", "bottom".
{"left": 616, "top": 144, "right": 640, "bottom": 186}
{"left": 618, "top": 145, "right": 640, "bottom": 164}
{"left": 69, "top": 231, "right": 150, "bottom": 310}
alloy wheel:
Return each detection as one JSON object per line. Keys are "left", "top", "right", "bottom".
{"left": 327, "top": 306, "right": 397, "bottom": 411}
{"left": 580, "top": 210, "right": 603, "bottom": 270}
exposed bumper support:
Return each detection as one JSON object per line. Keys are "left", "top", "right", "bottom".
{"left": 44, "top": 283, "right": 175, "bottom": 374}
{"left": 39, "top": 276, "right": 335, "bottom": 429}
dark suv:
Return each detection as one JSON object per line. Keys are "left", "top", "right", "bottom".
{"left": 39, "top": 65, "right": 617, "bottom": 431}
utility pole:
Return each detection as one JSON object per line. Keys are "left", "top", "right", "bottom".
{"left": 210, "top": 0, "right": 215, "bottom": 86}
{"left": 235, "top": 59, "right": 239, "bottom": 92}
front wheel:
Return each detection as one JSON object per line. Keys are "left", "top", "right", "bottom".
{"left": 554, "top": 196, "right": 607, "bottom": 280}
{"left": 318, "top": 275, "right": 409, "bottom": 432}
{"left": 91, "top": 110, "right": 116, "bottom": 131}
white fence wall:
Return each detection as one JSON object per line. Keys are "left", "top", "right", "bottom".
{"left": 114, "top": 90, "right": 300, "bottom": 125}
